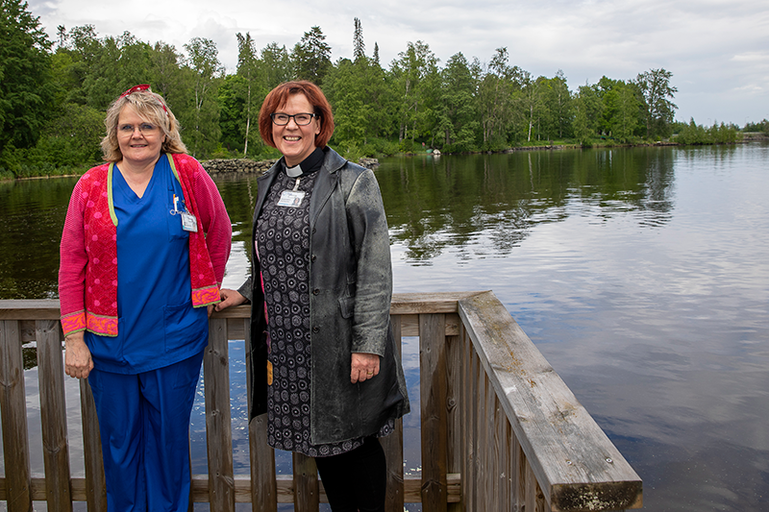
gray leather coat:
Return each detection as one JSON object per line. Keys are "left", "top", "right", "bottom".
{"left": 240, "top": 147, "right": 409, "bottom": 445}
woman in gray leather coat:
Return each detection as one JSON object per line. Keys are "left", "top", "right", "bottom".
{"left": 217, "top": 81, "right": 409, "bottom": 512}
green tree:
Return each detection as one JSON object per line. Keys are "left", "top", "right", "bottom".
{"left": 24, "top": 103, "right": 104, "bottom": 171}
{"left": 437, "top": 52, "right": 479, "bottom": 151}
{"left": 325, "top": 19, "right": 393, "bottom": 151}
{"left": 372, "top": 42, "right": 380, "bottom": 67}
{"left": 511, "top": 71, "right": 542, "bottom": 143}
{"left": 183, "top": 37, "right": 223, "bottom": 157}
{"left": 148, "top": 41, "right": 190, "bottom": 118}
{"left": 54, "top": 27, "right": 156, "bottom": 111}
{"left": 603, "top": 82, "right": 639, "bottom": 142}
{"left": 112, "top": 32, "right": 154, "bottom": 93}
{"left": 218, "top": 74, "right": 247, "bottom": 154}
{"left": 743, "top": 119, "right": 769, "bottom": 135}
{"left": 572, "top": 83, "right": 602, "bottom": 144}
{"left": 635, "top": 68, "right": 677, "bottom": 139}
{"left": 390, "top": 40, "right": 440, "bottom": 146}
{"left": 353, "top": 17, "right": 365, "bottom": 62}
{"left": 235, "top": 32, "right": 264, "bottom": 156}
{"left": 539, "top": 70, "right": 572, "bottom": 140}
{"left": 325, "top": 58, "right": 368, "bottom": 146}
{"left": 292, "top": 26, "right": 332, "bottom": 85}
{"left": 477, "top": 48, "right": 522, "bottom": 147}
{"left": 52, "top": 25, "right": 100, "bottom": 106}
{"left": 260, "top": 42, "right": 293, "bottom": 89}
{"left": 0, "top": 0, "right": 56, "bottom": 169}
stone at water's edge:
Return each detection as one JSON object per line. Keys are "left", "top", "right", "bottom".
{"left": 200, "top": 158, "right": 277, "bottom": 176}
{"left": 358, "top": 157, "right": 379, "bottom": 169}
{"left": 201, "top": 156, "right": 380, "bottom": 175}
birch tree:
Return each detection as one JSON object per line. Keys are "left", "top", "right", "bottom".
{"left": 183, "top": 37, "right": 223, "bottom": 157}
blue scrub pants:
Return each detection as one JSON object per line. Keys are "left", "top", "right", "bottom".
{"left": 88, "top": 350, "right": 204, "bottom": 512}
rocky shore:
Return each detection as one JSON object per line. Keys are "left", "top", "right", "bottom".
{"left": 200, "top": 158, "right": 277, "bottom": 176}
{"left": 201, "top": 157, "right": 380, "bottom": 176}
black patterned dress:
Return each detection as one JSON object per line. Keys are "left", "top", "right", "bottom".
{"left": 256, "top": 165, "right": 368, "bottom": 457}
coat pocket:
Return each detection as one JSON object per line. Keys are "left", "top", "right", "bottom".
{"left": 337, "top": 296, "right": 354, "bottom": 319}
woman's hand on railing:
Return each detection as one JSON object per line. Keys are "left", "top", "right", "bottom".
{"left": 65, "top": 333, "right": 94, "bottom": 379}
{"left": 216, "top": 288, "right": 247, "bottom": 311}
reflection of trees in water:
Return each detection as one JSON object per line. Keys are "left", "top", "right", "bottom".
{"left": 0, "top": 148, "right": 678, "bottom": 297}
{"left": 378, "top": 148, "right": 675, "bottom": 264}
{"left": 0, "top": 177, "right": 77, "bottom": 299}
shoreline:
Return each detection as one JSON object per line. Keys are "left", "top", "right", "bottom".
{"left": 3, "top": 137, "right": 766, "bottom": 182}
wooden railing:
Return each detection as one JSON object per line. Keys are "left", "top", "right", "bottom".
{"left": 0, "top": 291, "right": 641, "bottom": 511}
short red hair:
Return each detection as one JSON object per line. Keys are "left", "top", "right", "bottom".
{"left": 258, "top": 81, "right": 335, "bottom": 149}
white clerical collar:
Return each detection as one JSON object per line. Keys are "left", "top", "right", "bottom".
{"left": 286, "top": 164, "right": 303, "bottom": 177}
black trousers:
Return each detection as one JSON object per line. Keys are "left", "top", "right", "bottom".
{"left": 315, "top": 437, "right": 387, "bottom": 512}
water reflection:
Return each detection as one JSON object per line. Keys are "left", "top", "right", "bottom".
{"left": 0, "top": 177, "right": 77, "bottom": 299}
{"left": 0, "top": 148, "right": 678, "bottom": 298}
{"left": 376, "top": 148, "right": 675, "bottom": 264}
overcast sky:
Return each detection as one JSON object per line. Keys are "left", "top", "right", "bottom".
{"left": 29, "top": 0, "right": 769, "bottom": 126}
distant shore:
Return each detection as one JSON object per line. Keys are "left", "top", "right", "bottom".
{"left": 4, "top": 135, "right": 767, "bottom": 183}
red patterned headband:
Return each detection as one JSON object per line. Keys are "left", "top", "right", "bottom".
{"left": 119, "top": 84, "right": 169, "bottom": 114}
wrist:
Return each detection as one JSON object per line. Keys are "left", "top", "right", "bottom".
{"left": 65, "top": 332, "right": 85, "bottom": 345}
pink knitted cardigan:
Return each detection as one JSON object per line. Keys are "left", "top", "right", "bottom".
{"left": 59, "top": 153, "right": 230, "bottom": 337}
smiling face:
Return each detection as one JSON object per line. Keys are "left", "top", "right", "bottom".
{"left": 116, "top": 105, "right": 164, "bottom": 168}
{"left": 272, "top": 93, "right": 321, "bottom": 167}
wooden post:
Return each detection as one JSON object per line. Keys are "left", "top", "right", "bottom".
{"left": 419, "top": 313, "right": 447, "bottom": 512}
{"left": 513, "top": 435, "right": 525, "bottom": 512}
{"left": 246, "top": 318, "right": 278, "bottom": 512}
{"left": 445, "top": 328, "right": 462, "bottom": 512}
{"left": 204, "top": 317, "right": 235, "bottom": 511}
{"left": 461, "top": 327, "right": 475, "bottom": 512}
{"left": 292, "top": 452, "right": 319, "bottom": 512}
{"left": 35, "top": 320, "right": 72, "bottom": 511}
{"left": 79, "top": 378, "right": 107, "bottom": 512}
{"left": 474, "top": 355, "right": 487, "bottom": 511}
{"left": 381, "top": 315, "right": 405, "bottom": 512}
{"left": 0, "top": 320, "right": 32, "bottom": 512}
{"left": 250, "top": 413, "right": 277, "bottom": 510}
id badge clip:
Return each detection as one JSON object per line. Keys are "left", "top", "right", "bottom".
{"left": 171, "top": 194, "right": 198, "bottom": 232}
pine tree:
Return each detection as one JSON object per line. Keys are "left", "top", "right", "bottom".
{"left": 353, "top": 17, "right": 365, "bottom": 61}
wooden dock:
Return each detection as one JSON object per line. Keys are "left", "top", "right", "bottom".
{"left": 0, "top": 291, "right": 642, "bottom": 511}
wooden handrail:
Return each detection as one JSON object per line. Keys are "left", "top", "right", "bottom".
{"left": 458, "top": 291, "right": 642, "bottom": 511}
{"left": 0, "top": 294, "right": 641, "bottom": 511}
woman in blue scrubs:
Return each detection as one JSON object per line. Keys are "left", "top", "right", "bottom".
{"left": 59, "top": 85, "right": 232, "bottom": 511}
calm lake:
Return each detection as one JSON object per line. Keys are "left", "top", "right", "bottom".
{"left": 1, "top": 143, "right": 768, "bottom": 511}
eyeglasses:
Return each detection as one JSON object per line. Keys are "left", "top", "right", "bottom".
{"left": 118, "top": 123, "right": 159, "bottom": 135}
{"left": 270, "top": 112, "right": 317, "bottom": 126}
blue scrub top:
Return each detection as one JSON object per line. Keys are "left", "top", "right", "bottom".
{"left": 85, "top": 155, "right": 208, "bottom": 374}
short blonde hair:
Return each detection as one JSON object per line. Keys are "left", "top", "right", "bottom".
{"left": 101, "top": 86, "right": 187, "bottom": 162}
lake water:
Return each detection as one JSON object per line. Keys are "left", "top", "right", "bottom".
{"left": 1, "top": 143, "right": 768, "bottom": 511}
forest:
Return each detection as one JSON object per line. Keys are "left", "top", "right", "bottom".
{"left": 1, "top": 0, "right": 760, "bottom": 178}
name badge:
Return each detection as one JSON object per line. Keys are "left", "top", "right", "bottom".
{"left": 277, "top": 190, "right": 306, "bottom": 207}
{"left": 181, "top": 211, "right": 198, "bottom": 232}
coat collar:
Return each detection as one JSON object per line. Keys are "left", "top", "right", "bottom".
{"left": 254, "top": 147, "right": 349, "bottom": 230}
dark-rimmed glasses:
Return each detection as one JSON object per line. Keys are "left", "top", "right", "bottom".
{"left": 270, "top": 113, "right": 317, "bottom": 126}
{"left": 118, "top": 123, "right": 159, "bottom": 135}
